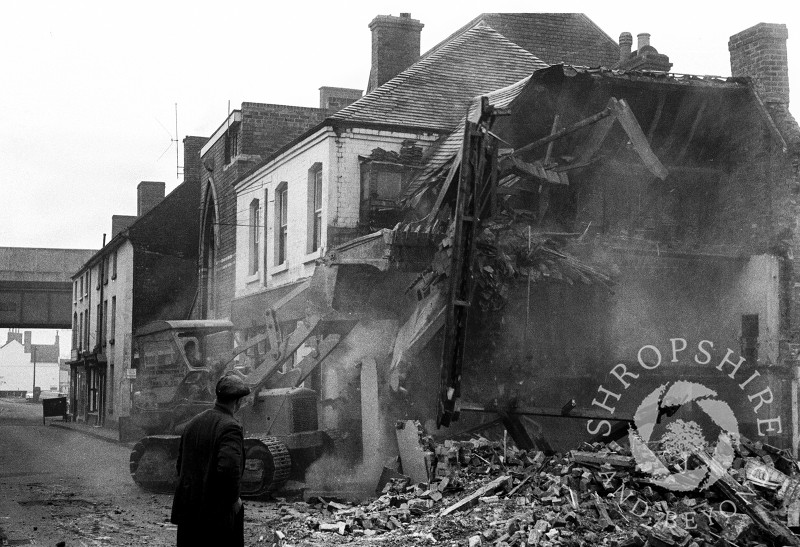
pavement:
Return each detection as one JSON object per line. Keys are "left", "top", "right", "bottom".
{"left": 49, "top": 418, "right": 133, "bottom": 447}
{"left": 2, "top": 397, "right": 130, "bottom": 446}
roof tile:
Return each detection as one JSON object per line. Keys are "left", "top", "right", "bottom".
{"left": 331, "top": 25, "right": 547, "bottom": 132}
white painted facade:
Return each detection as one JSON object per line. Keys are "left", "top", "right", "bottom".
{"left": 70, "top": 239, "right": 135, "bottom": 421}
{"left": 0, "top": 339, "right": 59, "bottom": 394}
{"left": 234, "top": 126, "right": 439, "bottom": 297}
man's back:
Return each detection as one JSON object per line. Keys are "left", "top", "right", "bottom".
{"left": 170, "top": 404, "right": 244, "bottom": 537}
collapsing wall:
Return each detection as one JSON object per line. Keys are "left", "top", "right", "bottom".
{"left": 378, "top": 66, "right": 800, "bottom": 454}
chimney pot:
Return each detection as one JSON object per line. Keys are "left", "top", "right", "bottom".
{"left": 619, "top": 32, "right": 633, "bottom": 63}
{"left": 637, "top": 33, "right": 651, "bottom": 51}
{"left": 400, "top": 12, "right": 410, "bottom": 18}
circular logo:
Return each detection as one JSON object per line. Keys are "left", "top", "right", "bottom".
{"left": 629, "top": 381, "right": 739, "bottom": 491}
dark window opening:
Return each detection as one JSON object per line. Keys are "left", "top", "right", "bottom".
{"left": 741, "top": 314, "right": 759, "bottom": 365}
{"left": 224, "top": 123, "right": 241, "bottom": 165}
{"left": 359, "top": 162, "right": 410, "bottom": 230}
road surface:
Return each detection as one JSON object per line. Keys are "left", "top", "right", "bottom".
{"left": 0, "top": 398, "right": 177, "bottom": 546}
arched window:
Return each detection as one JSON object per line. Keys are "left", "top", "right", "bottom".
{"left": 248, "top": 198, "right": 260, "bottom": 275}
{"left": 200, "top": 181, "right": 219, "bottom": 317}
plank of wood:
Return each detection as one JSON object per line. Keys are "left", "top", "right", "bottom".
{"left": 694, "top": 449, "right": 800, "bottom": 546}
{"left": 612, "top": 99, "right": 668, "bottom": 180}
{"left": 440, "top": 475, "right": 511, "bottom": 516}
{"left": 395, "top": 420, "right": 430, "bottom": 485}
{"left": 593, "top": 494, "right": 615, "bottom": 531}
{"left": 570, "top": 450, "right": 634, "bottom": 469}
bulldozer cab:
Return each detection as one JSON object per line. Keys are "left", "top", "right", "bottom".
{"left": 132, "top": 320, "right": 234, "bottom": 409}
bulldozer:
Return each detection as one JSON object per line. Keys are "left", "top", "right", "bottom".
{"left": 127, "top": 311, "right": 355, "bottom": 498}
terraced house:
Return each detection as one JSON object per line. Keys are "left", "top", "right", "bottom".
{"left": 229, "top": 12, "right": 619, "bottom": 332}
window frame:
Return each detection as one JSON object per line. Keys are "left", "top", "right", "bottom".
{"left": 72, "top": 312, "right": 78, "bottom": 349}
{"left": 268, "top": 188, "right": 269, "bottom": 285}
{"left": 110, "top": 296, "right": 116, "bottom": 344}
{"left": 248, "top": 198, "right": 261, "bottom": 276}
{"left": 275, "top": 183, "right": 288, "bottom": 266}
{"left": 112, "top": 251, "right": 117, "bottom": 280}
{"left": 307, "top": 163, "right": 323, "bottom": 253}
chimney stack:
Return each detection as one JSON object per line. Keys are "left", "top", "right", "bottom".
{"left": 137, "top": 181, "right": 166, "bottom": 217}
{"left": 111, "top": 215, "right": 137, "bottom": 238}
{"left": 182, "top": 136, "right": 209, "bottom": 185}
{"left": 729, "top": 23, "right": 790, "bottom": 105}
{"left": 6, "top": 328, "right": 22, "bottom": 346}
{"left": 319, "top": 87, "right": 363, "bottom": 112}
{"left": 367, "top": 13, "right": 423, "bottom": 93}
{"left": 619, "top": 32, "right": 633, "bottom": 63}
{"left": 637, "top": 33, "right": 651, "bottom": 51}
{"left": 23, "top": 331, "right": 31, "bottom": 354}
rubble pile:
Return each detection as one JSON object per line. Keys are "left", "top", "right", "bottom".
{"left": 256, "top": 432, "right": 800, "bottom": 546}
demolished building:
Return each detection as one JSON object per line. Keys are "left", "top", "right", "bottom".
{"left": 220, "top": 22, "right": 800, "bottom": 509}
{"left": 294, "top": 22, "right": 800, "bottom": 470}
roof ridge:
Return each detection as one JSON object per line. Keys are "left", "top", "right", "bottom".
{"left": 332, "top": 25, "right": 542, "bottom": 122}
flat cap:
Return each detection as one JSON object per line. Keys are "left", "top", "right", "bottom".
{"left": 215, "top": 374, "right": 251, "bottom": 400}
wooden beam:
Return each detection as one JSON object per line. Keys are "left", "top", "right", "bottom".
{"left": 694, "top": 448, "right": 800, "bottom": 546}
{"left": 512, "top": 104, "right": 615, "bottom": 158}
{"left": 612, "top": 98, "right": 669, "bottom": 180}
{"left": 675, "top": 99, "right": 708, "bottom": 163}
{"left": 646, "top": 92, "right": 666, "bottom": 142}
{"left": 544, "top": 114, "right": 561, "bottom": 164}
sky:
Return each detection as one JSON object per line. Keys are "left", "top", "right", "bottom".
{"left": 1, "top": 329, "right": 71, "bottom": 361}
{"left": 0, "top": 1, "right": 798, "bottom": 251}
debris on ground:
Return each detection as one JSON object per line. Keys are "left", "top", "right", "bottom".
{"left": 254, "top": 429, "right": 800, "bottom": 546}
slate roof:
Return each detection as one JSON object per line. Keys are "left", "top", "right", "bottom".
{"left": 329, "top": 24, "right": 547, "bottom": 132}
{"left": 424, "top": 13, "right": 619, "bottom": 69}
{"left": 403, "top": 65, "right": 776, "bottom": 208}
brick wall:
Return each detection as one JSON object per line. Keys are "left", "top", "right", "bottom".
{"left": 200, "top": 102, "right": 328, "bottom": 319}
{"left": 241, "top": 103, "right": 328, "bottom": 157}
{"left": 319, "top": 87, "right": 363, "bottom": 111}
{"left": 183, "top": 135, "right": 208, "bottom": 184}
{"left": 368, "top": 14, "right": 423, "bottom": 92}
{"left": 729, "top": 23, "right": 790, "bottom": 104}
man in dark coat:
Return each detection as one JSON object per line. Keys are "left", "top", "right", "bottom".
{"left": 171, "top": 374, "right": 251, "bottom": 546}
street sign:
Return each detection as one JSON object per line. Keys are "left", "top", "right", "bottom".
{"left": 126, "top": 369, "right": 137, "bottom": 379}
